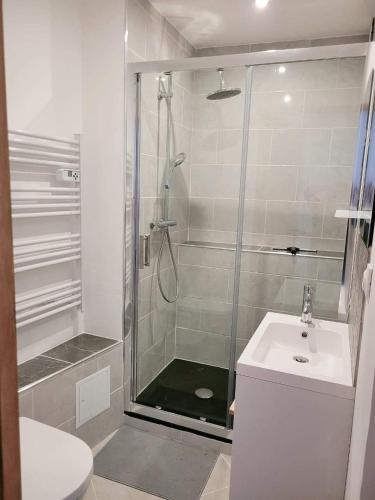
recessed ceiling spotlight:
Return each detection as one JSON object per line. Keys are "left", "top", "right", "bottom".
{"left": 278, "top": 66, "right": 286, "bottom": 74}
{"left": 255, "top": 0, "right": 270, "bottom": 8}
{"left": 284, "top": 94, "right": 292, "bottom": 103}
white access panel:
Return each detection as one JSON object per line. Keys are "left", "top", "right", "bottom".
{"left": 76, "top": 366, "right": 110, "bottom": 428}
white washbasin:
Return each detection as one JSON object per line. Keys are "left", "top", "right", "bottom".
{"left": 237, "top": 312, "right": 354, "bottom": 398}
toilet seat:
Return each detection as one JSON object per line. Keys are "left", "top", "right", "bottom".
{"left": 20, "top": 417, "right": 93, "bottom": 500}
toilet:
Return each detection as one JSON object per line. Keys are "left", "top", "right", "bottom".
{"left": 20, "top": 417, "right": 93, "bottom": 500}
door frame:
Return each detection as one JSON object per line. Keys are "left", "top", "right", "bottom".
{"left": 0, "top": 0, "right": 21, "bottom": 498}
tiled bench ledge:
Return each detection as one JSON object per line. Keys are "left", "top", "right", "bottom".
{"left": 18, "top": 334, "right": 121, "bottom": 391}
{"left": 179, "top": 240, "right": 344, "bottom": 261}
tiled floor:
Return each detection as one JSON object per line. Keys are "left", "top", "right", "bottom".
{"left": 84, "top": 433, "right": 231, "bottom": 500}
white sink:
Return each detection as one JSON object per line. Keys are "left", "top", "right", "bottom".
{"left": 237, "top": 312, "right": 353, "bottom": 398}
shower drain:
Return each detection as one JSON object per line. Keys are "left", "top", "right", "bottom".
{"left": 293, "top": 355, "right": 309, "bottom": 363}
{"left": 195, "top": 388, "right": 214, "bottom": 399}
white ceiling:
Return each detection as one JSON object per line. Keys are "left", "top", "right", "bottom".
{"left": 149, "top": 0, "right": 375, "bottom": 49}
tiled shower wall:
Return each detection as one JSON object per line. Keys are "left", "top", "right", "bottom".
{"left": 175, "top": 57, "right": 364, "bottom": 367}
{"left": 126, "top": 0, "right": 194, "bottom": 392}
{"left": 188, "top": 58, "right": 364, "bottom": 249}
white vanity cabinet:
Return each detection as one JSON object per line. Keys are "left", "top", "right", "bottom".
{"left": 229, "top": 312, "right": 355, "bottom": 500}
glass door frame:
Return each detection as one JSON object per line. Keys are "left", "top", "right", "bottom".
{"left": 125, "top": 42, "right": 368, "bottom": 440}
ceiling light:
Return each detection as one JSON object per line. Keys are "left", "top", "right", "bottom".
{"left": 255, "top": 0, "right": 270, "bottom": 8}
{"left": 278, "top": 66, "right": 286, "bottom": 74}
{"left": 284, "top": 94, "right": 291, "bottom": 103}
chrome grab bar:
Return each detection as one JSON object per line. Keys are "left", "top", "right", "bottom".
{"left": 140, "top": 234, "right": 150, "bottom": 267}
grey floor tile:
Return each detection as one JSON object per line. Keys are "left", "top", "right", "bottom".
{"left": 201, "top": 488, "right": 229, "bottom": 500}
{"left": 82, "top": 481, "right": 97, "bottom": 500}
{"left": 202, "top": 455, "right": 231, "bottom": 495}
{"left": 18, "top": 356, "right": 70, "bottom": 389}
{"left": 92, "top": 475, "right": 162, "bottom": 499}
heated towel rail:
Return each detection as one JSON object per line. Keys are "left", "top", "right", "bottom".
{"left": 9, "top": 130, "right": 82, "bottom": 328}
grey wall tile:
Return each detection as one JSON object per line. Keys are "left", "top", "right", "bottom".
{"left": 238, "top": 251, "right": 258, "bottom": 273}
{"left": 303, "top": 88, "right": 361, "bottom": 128}
{"left": 33, "top": 357, "right": 97, "bottom": 427}
{"left": 236, "top": 306, "right": 268, "bottom": 340}
{"left": 19, "top": 390, "right": 33, "bottom": 418}
{"left": 217, "top": 130, "right": 242, "bottom": 165}
{"left": 191, "top": 130, "right": 218, "bottom": 164}
{"left": 265, "top": 201, "right": 324, "bottom": 237}
{"left": 239, "top": 272, "right": 284, "bottom": 309}
{"left": 252, "top": 62, "right": 306, "bottom": 92}
{"left": 138, "top": 314, "right": 154, "bottom": 354}
{"left": 296, "top": 166, "right": 352, "bottom": 203}
{"left": 199, "top": 300, "right": 232, "bottom": 336}
{"left": 271, "top": 129, "right": 331, "bottom": 166}
{"left": 193, "top": 93, "right": 244, "bottom": 130}
{"left": 97, "top": 345, "right": 124, "bottom": 392}
{"left": 189, "top": 198, "right": 214, "bottom": 229}
{"left": 247, "top": 166, "right": 297, "bottom": 201}
{"left": 75, "top": 388, "right": 125, "bottom": 449}
{"left": 330, "top": 128, "right": 358, "bottom": 166}
{"left": 314, "top": 281, "right": 342, "bottom": 317}
{"left": 154, "top": 302, "right": 176, "bottom": 344}
{"left": 57, "top": 418, "right": 76, "bottom": 434}
{"left": 253, "top": 60, "right": 338, "bottom": 93}
{"left": 244, "top": 200, "right": 266, "bottom": 234}
{"left": 257, "top": 253, "right": 318, "bottom": 279}
{"left": 337, "top": 57, "right": 365, "bottom": 88}
{"left": 213, "top": 199, "right": 239, "bottom": 232}
{"left": 190, "top": 165, "right": 241, "bottom": 199}
{"left": 138, "top": 339, "right": 165, "bottom": 391}
{"left": 176, "top": 297, "right": 202, "bottom": 330}
{"left": 165, "top": 330, "right": 176, "bottom": 364}
{"left": 140, "top": 153, "right": 158, "bottom": 197}
{"left": 248, "top": 130, "right": 272, "bottom": 165}
{"left": 175, "top": 327, "right": 227, "bottom": 367}
{"left": 317, "top": 259, "right": 343, "bottom": 282}
{"left": 127, "top": 0, "right": 147, "bottom": 59}
{"left": 322, "top": 204, "right": 348, "bottom": 240}
{"left": 250, "top": 91, "right": 305, "bottom": 129}
{"left": 179, "top": 265, "right": 230, "bottom": 301}
{"left": 178, "top": 246, "right": 235, "bottom": 269}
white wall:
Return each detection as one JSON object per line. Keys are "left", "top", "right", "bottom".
{"left": 345, "top": 41, "right": 375, "bottom": 500}
{"left": 4, "top": 0, "right": 127, "bottom": 360}
{"left": 3, "top": 0, "right": 83, "bottom": 362}
{"left": 3, "top": 0, "right": 82, "bottom": 136}
{"left": 80, "top": 0, "right": 126, "bottom": 341}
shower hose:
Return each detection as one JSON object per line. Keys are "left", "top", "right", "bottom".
{"left": 156, "top": 228, "right": 179, "bottom": 303}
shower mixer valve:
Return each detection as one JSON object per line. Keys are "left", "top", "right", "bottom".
{"left": 150, "top": 219, "right": 177, "bottom": 231}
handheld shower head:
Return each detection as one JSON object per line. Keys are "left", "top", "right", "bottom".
{"left": 173, "top": 152, "right": 186, "bottom": 168}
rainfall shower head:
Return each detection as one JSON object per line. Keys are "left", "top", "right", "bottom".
{"left": 173, "top": 152, "right": 186, "bottom": 168}
{"left": 207, "top": 68, "right": 241, "bottom": 100}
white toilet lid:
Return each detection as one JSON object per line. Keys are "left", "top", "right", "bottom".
{"left": 20, "top": 417, "right": 93, "bottom": 500}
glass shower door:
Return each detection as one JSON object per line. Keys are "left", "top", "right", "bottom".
{"left": 132, "top": 65, "right": 252, "bottom": 429}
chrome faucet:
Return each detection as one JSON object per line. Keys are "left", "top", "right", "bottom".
{"left": 301, "top": 284, "right": 313, "bottom": 324}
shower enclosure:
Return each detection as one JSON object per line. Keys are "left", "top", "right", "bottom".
{"left": 127, "top": 43, "right": 367, "bottom": 438}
